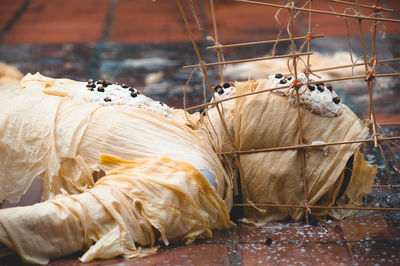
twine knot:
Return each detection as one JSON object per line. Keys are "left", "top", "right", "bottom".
{"left": 372, "top": 3, "right": 383, "bottom": 13}
{"left": 289, "top": 78, "right": 299, "bottom": 89}
{"left": 305, "top": 34, "right": 315, "bottom": 43}
{"left": 365, "top": 71, "right": 375, "bottom": 81}
{"left": 304, "top": 200, "right": 312, "bottom": 215}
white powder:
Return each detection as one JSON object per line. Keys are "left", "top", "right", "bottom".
{"left": 270, "top": 73, "right": 343, "bottom": 117}
{"left": 78, "top": 81, "right": 177, "bottom": 119}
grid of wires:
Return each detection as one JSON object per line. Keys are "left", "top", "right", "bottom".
{"left": 177, "top": 0, "right": 400, "bottom": 223}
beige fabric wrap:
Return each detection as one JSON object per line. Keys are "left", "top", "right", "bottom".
{"left": 0, "top": 73, "right": 232, "bottom": 208}
{"left": 0, "top": 156, "right": 233, "bottom": 264}
{"left": 0, "top": 73, "right": 234, "bottom": 263}
{"left": 205, "top": 78, "right": 376, "bottom": 223}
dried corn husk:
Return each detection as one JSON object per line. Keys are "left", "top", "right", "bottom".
{"left": 0, "top": 156, "right": 233, "bottom": 264}
{"left": 0, "top": 73, "right": 234, "bottom": 263}
{"left": 205, "top": 78, "right": 376, "bottom": 223}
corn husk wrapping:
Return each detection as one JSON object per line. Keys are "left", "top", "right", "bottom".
{"left": 205, "top": 78, "right": 376, "bottom": 223}
{"left": 0, "top": 156, "right": 233, "bottom": 264}
{"left": 0, "top": 73, "right": 232, "bottom": 206}
{"left": 0, "top": 73, "right": 234, "bottom": 263}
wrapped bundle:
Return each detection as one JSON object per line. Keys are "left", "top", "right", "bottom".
{"left": 0, "top": 73, "right": 234, "bottom": 263}
{"left": 0, "top": 156, "right": 233, "bottom": 264}
{"left": 205, "top": 75, "right": 376, "bottom": 224}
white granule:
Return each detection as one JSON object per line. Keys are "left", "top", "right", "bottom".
{"left": 79, "top": 82, "right": 175, "bottom": 119}
{"left": 270, "top": 73, "right": 343, "bottom": 117}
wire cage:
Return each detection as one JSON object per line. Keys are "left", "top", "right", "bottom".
{"left": 176, "top": 0, "right": 400, "bottom": 223}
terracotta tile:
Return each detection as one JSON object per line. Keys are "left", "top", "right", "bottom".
{"left": 362, "top": 113, "right": 400, "bottom": 124}
{"left": 0, "top": 0, "right": 26, "bottom": 31}
{"left": 351, "top": 240, "right": 400, "bottom": 265}
{"left": 122, "top": 244, "right": 229, "bottom": 265}
{"left": 341, "top": 211, "right": 392, "bottom": 242}
{"left": 197, "top": 228, "right": 232, "bottom": 244}
{"left": 238, "top": 221, "right": 343, "bottom": 244}
{"left": 208, "top": 0, "right": 297, "bottom": 43}
{"left": 109, "top": 0, "right": 202, "bottom": 43}
{"left": 2, "top": 244, "right": 230, "bottom": 265}
{"left": 386, "top": 220, "right": 400, "bottom": 238}
{"left": 240, "top": 242, "right": 352, "bottom": 265}
{"left": 2, "top": 0, "right": 111, "bottom": 44}
{"left": 296, "top": 0, "right": 400, "bottom": 36}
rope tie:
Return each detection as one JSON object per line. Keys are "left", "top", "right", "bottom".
{"left": 289, "top": 78, "right": 299, "bottom": 89}
{"left": 372, "top": 3, "right": 383, "bottom": 13}
{"left": 305, "top": 34, "right": 315, "bottom": 43}
{"left": 301, "top": 65, "right": 322, "bottom": 80}
{"left": 365, "top": 71, "right": 375, "bottom": 81}
{"left": 199, "top": 60, "right": 206, "bottom": 70}
{"left": 368, "top": 57, "right": 377, "bottom": 67}
{"left": 207, "top": 36, "right": 226, "bottom": 62}
{"left": 303, "top": 200, "right": 312, "bottom": 215}
{"left": 231, "top": 148, "right": 239, "bottom": 158}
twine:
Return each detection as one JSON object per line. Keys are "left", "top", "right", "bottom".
{"left": 303, "top": 200, "right": 312, "bottom": 215}
{"left": 207, "top": 36, "right": 226, "bottom": 64}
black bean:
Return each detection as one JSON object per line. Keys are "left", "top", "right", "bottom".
{"left": 275, "top": 73, "right": 283, "bottom": 79}
{"left": 333, "top": 96, "right": 341, "bottom": 104}
{"left": 104, "top": 97, "right": 111, "bottom": 102}
{"left": 327, "top": 85, "right": 333, "bottom": 91}
{"left": 223, "top": 82, "right": 231, "bottom": 88}
{"left": 131, "top": 91, "right": 138, "bottom": 98}
{"left": 103, "top": 80, "right": 110, "bottom": 87}
{"left": 265, "top": 237, "right": 273, "bottom": 245}
{"left": 214, "top": 84, "right": 222, "bottom": 93}
{"left": 308, "top": 85, "right": 315, "bottom": 91}
{"left": 97, "top": 86, "right": 105, "bottom": 92}
{"left": 279, "top": 79, "right": 287, "bottom": 84}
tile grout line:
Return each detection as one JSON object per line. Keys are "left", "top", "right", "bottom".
{"left": 226, "top": 227, "right": 242, "bottom": 266}
{"left": 88, "top": 0, "right": 119, "bottom": 80}
{"left": 0, "top": 0, "right": 32, "bottom": 44}
{"left": 335, "top": 224, "right": 356, "bottom": 265}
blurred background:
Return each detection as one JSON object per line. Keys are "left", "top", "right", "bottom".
{"left": 0, "top": 0, "right": 399, "bottom": 113}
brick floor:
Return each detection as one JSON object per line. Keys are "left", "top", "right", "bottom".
{"left": 1, "top": 210, "right": 398, "bottom": 265}
{"left": 0, "top": 0, "right": 26, "bottom": 31}
{"left": 109, "top": 0, "right": 203, "bottom": 43}
{"left": 2, "top": 0, "right": 399, "bottom": 45}
{"left": 2, "top": 0, "right": 111, "bottom": 44}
